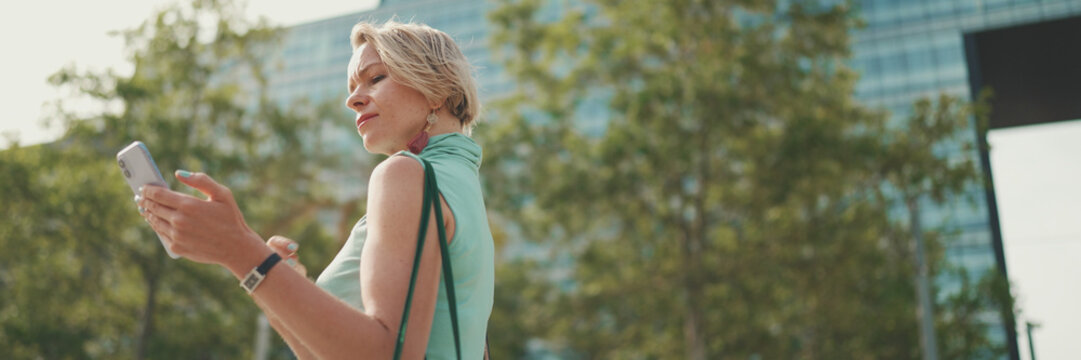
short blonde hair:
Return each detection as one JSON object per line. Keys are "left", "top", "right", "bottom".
{"left": 350, "top": 21, "right": 480, "bottom": 134}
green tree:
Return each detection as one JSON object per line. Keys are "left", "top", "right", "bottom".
{"left": 0, "top": 0, "right": 352, "bottom": 357}
{"left": 881, "top": 92, "right": 1014, "bottom": 359}
{"left": 482, "top": 0, "right": 1008, "bottom": 358}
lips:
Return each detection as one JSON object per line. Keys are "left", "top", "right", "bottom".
{"left": 356, "top": 113, "right": 378, "bottom": 129}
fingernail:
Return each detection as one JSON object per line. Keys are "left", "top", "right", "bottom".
{"left": 177, "top": 170, "right": 192, "bottom": 178}
{"left": 286, "top": 258, "right": 297, "bottom": 266}
{"left": 139, "top": 207, "right": 146, "bottom": 213}
{"left": 138, "top": 186, "right": 145, "bottom": 194}
{"left": 287, "top": 243, "right": 298, "bottom": 251}
{"left": 134, "top": 194, "right": 141, "bottom": 203}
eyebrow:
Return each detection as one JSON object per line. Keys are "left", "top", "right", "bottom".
{"left": 358, "top": 61, "right": 383, "bottom": 80}
{"left": 349, "top": 61, "right": 385, "bottom": 91}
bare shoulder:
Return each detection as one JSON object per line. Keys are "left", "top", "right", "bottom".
{"left": 367, "top": 155, "right": 456, "bottom": 242}
{"left": 370, "top": 155, "right": 424, "bottom": 188}
{"left": 367, "top": 156, "right": 425, "bottom": 223}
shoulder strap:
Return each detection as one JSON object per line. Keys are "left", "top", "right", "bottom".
{"left": 394, "top": 158, "right": 461, "bottom": 360}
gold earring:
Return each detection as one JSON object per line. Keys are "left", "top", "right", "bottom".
{"left": 426, "top": 110, "right": 438, "bottom": 125}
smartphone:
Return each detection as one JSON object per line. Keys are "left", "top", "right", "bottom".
{"left": 117, "top": 141, "right": 181, "bottom": 259}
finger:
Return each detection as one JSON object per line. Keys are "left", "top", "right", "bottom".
{"left": 284, "top": 256, "right": 307, "bottom": 277}
{"left": 174, "top": 170, "right": 234, "bottom": 204}
{"left": 141, "top": 196, "right": 180, "bottom": 224}
{"left": 267, "top": 235, "right": 299, "bottom": 256}
{"left": 144, "top": 210, "right": 176, "bottom": 244}
{"left": 141, "top": 184, "right": 201, "bottom": 210}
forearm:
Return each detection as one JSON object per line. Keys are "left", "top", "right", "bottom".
{"left": 136, "top": 172, "right": 424, "bottom": 358}
{"left": 226, "top": 249, "right": 396, "bottom": 359}
{"left": 264, "top": 310, "right": 317, "bottom": 360}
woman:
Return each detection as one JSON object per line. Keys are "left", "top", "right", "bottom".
{"left": 137, "top": 21, "right": 494, "bottom": 359}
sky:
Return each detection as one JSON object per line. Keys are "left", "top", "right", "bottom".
{"left": 0, "top": 0, "right": 375, "bottom": 146}
{"left": 1, "top": 1, "right": 1078, "bottom": 358}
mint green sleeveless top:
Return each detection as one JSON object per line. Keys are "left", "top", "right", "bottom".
{"left": 314, "top": 133, "right": 494, "bottom": 359}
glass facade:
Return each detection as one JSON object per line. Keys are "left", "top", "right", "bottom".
{"left": 266, "top": 0, "right": 1081, "bottom": 356}
{"left": 851, "top": 0, "right": 1081, "bottom": 356}
{"left": 267, "top": 0, "right": 500, "bottom": 110}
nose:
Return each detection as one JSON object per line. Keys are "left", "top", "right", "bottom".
{"left": 345, "top": 87, "right": 370, "bottom": 112}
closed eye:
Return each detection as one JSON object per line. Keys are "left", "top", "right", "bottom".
{"left": 346, "top": 75, "right": 382, "bottom": 94}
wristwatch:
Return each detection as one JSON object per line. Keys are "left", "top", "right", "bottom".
{"left": 241, "top": 252, "right": 282, "bottom": 294}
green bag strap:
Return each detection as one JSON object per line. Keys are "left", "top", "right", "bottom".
{"left": 393, "top": 158, "right": 461, "bottom": 360}
{"left": 428, "top": 159, "right": 462, "bottom": 360}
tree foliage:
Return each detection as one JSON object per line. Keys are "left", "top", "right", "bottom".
{"left": 482, "top": 0, "right": 1010, "bottom": 358}
{"left": 0, "top": 0, "right": 349, "bottom": 357}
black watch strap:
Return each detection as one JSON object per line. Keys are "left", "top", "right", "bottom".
{"left": 241, "top": 252, "right": 282, "bottom": 294}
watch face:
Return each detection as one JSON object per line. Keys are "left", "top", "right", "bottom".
{"left": 244, "top": 275, "right": 259, "bottom": 289}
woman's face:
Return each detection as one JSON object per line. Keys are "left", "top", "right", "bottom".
{"left": 345, "top": 43, "right": 432, "bottom": 155}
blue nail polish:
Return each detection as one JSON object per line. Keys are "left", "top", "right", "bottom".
{"left": 286, "top": 258, "right": 297, "bottom": 266}
{"left": 287, "top": 243, "right": 298, "bottom": 251}
{"left": 134, "top": 194, "right": 141, "bottom": 203}
{"left": 177, "top": 170, "right": 192, "bottom": 178}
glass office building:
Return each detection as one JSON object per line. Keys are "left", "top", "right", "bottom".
{"left": 850, "top": 1, "right": 1081, "bottom": 357}
{"left": 267, "top": 0, "right": 503, "bottom": 109}
{"left": 267, "top": 0, "right": 1081, "bottom": 357}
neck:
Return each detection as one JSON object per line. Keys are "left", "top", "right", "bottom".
{"left": 398, "top": 111, "right": 463, "bottom": 155}
{"left": 426, "top": 111, "right": 464, "bottom": 137}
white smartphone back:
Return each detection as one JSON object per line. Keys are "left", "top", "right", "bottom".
{"left": 117, "top": 141, "right": 180, "bottom": 259}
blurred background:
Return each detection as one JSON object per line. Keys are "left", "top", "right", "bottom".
{"left": 1, "top": 0, "right": 1079, "bottom": 359}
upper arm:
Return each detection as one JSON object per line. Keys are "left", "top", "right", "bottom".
{"left": 360, "top": 156, "right": 443, "bottom": 359}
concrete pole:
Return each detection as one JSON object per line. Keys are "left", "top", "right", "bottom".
{"left": 909, "top": 198, "right": 939, "bottom": 360}
{"left": 1026, "top": 321, "right": 1039, "bottom": 360}
{"left": 254, "top": 314, "right": 270, "bottom": 360}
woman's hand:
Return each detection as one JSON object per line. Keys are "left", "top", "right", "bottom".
{"left": 137, "top": 170, "right": 265, "bottom": 268}
{"left": 268, "top": 235, "right": 308, "bottom": 278}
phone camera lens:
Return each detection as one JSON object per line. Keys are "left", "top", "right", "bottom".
{"left": 118, "top": 160, "right": 126, "bottom": 168}
{"left": 124, "top": 169, "right": 132, "bottom": 178}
